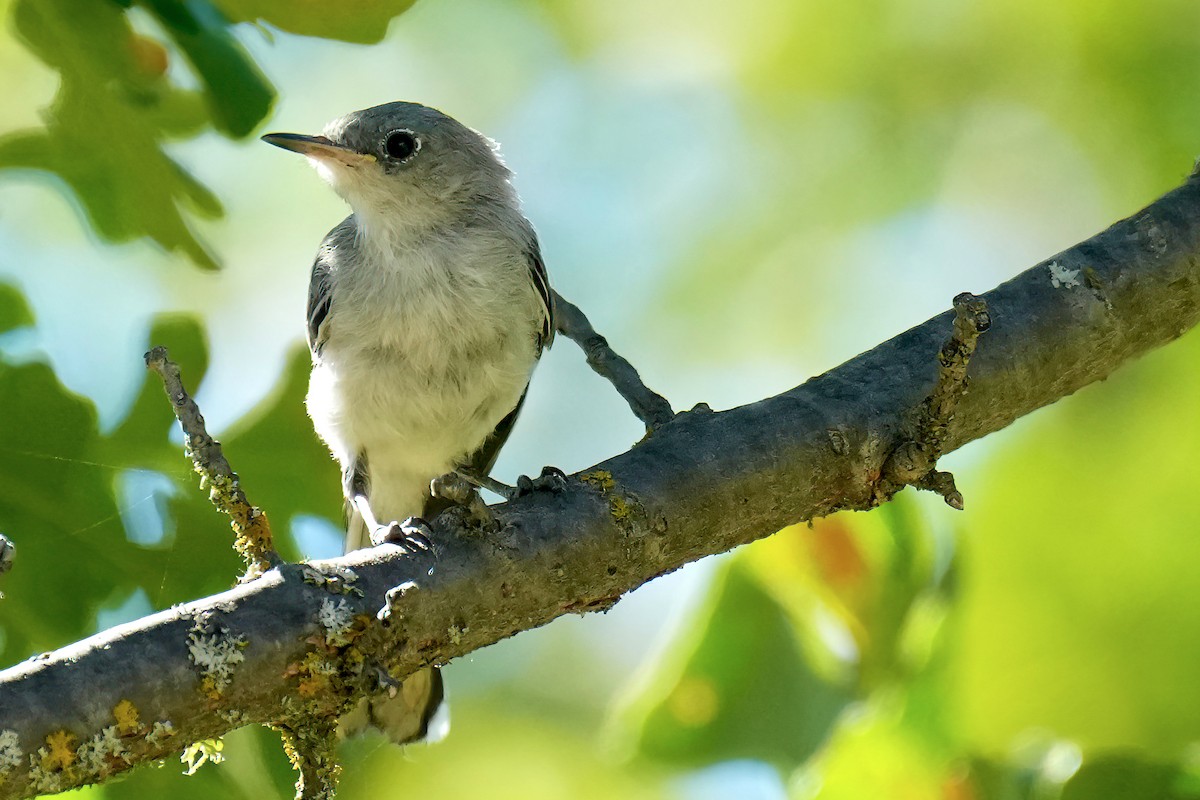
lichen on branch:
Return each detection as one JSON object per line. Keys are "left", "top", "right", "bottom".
{"left": 144, "top": 346, "right": 278, "bottom": 576}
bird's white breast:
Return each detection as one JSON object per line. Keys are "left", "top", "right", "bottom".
{"left": 307, "top": 221, "right": 543, "bottom": 523}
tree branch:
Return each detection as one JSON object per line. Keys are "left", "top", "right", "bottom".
{"left": 3, "top": 173, "right": 1200, "bottom": 799}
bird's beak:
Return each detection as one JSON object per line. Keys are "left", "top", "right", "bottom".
{"left": 260, "top": 133, "right": 377, "bottom": 167}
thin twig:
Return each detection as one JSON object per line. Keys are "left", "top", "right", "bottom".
{"left": 144, "top": 346, "right": 278, "bottom": 576}
{"left": 879, "top": 292, "right": 991, "bottom": 508}
{"left": 921, "top": 292, "right": 991, "bottom": 456}
{"left": 278, "top": 721, "right": 339, "bottom": 800}
{"left": 552, "top": 291, "right": 675, "bottom": 432}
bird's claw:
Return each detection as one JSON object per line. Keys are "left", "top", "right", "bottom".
{"left": 451, "top": 465, "right": 567, "bottom": 503}
{"left": 431, "top": 473, "right": 475, "bottom": 506}
{"left": 514, "top": 466, "right": 568, "bottom": 498}
{"left": 432, "top": 472, "right": 496, "bottom": 526}
{"left": 372, "top": 517, "right": 434, "bottom": 552}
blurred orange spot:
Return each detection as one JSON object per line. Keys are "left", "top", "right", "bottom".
{"left": 941, "top": 764, "right": 976, "bottom": 800}
{"left": 807, "top": 518, "right": 868, "bottom": 590}
{"left": 129, "top": 34, "right": 169, "bottom": 79}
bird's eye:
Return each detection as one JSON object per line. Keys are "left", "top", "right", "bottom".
{"left": 384, "top": 130, "right": 419, "bottom": 160}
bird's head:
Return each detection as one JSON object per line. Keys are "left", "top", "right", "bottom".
{"left": 262, "top": 102, "right": 514, "bottom": 229}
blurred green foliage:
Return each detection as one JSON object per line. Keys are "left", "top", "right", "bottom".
{"left": 0, "top": 0, "right": 413, "bottom": 269}
{"left": 210, "top": 0, "right": 417, "bottom": 44}
{"left": 622, "top": 557, "right": 849, "bottom": 770}
{"left": 0, "top": 293, "right": 340, "bottom": 667}
{"left": 0, "top": 283, "right": 33, "bottom": 333}
{"left": 3, "top": 1, "right": 1200, "bottom": 799}
{"left": 539, "top": 0, "right": 1200, "bottom": 364}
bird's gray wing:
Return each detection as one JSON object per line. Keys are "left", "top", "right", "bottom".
{"left": 528, "top": 237, "right": 555, "bottom": 353}
{"left": 423, "top": 391, "right": 528, "bottom": 519}
{"left": 465, "top": 390, "right": 527, "bottom": 479}
{"left": 307, "top": 265, "right": 332, "bottom": 355}
{"left": 307, "top": 217, "right": 355, "bottom": 356}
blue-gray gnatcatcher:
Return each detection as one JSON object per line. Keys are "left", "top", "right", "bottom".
{"left": 263, "top": 101, "right": 554, "bottom": 744}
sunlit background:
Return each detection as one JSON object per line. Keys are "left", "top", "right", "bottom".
{"left": 2, "top": 0, "right": 1200, "bottom": 797}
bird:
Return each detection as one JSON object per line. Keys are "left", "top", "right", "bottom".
{"left": 262, "top": 101, "right": 554, "bottom": 744}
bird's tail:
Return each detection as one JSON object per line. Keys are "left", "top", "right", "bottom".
{"left": 337, "top": 665, "right": 448, "bottom": 744}
{"left": 339, "top": 498, "right": 449, "bottom": 745}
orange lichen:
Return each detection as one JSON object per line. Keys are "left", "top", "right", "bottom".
{"left": 42, "top": 730, "right": 77, "bottom": 771}
{"left": 580, "top": 470, "right": 615, "bottom": 491}
{"left": 199, "top": 675, "right": 221, "bottom": 701}
{"left": 113, "top": 700, "right": 141, "bottom": 735}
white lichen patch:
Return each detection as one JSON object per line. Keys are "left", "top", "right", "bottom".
{"left": 27, "top": 732, "right": 74, "bottom": 794}
{"left": 300, "top": 564, "right": 326, "bottom": 587}
{"left": 0, "top": 729, "right": 21, "bottom": 779}
{"left": 26, "top": 761, "right": 63, "bottom": 794}
{"left": 378, "top": 580, "right": 418, "bottom": 623}
{"left": 1048, "top": 261, "right": 1081, "bottom": 289}
{"left": 187, "top": 617, "right": 247, "bottom": 696}
{"left": 146, "top": 721, "right": 176, "bottom": 747}
{"left": 326, "top": 565, "right": 359, "bottom": 585}
{"left": 318, "top": 598, "right": 356, "bottom": 645}
{"left": 76, "top": 726, "right": 126, "bottom": 778}
{"left": 180, "top": 738, "right": 224, "bottom": 776}
{"left": 302, "top": 563, "right": 363, "bottom": 597}
{"left": 217, "top": 709, "right": 249, "bottom": 727}
{"left": 448, "top": 624, "right": 467, "bottom": 645}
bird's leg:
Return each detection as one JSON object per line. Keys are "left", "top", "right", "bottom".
{"left": 344, "top": 461, "right": 433, "bottom": 552}
{"left": 352, "top": 493, "right": 433, "bottom": 552}
{"left": 457, "top": 466, "right": 568, "bottom": 501}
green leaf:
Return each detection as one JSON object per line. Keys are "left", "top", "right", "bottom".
{"left": 616, "top": 557, "right": 850, "bottom": 771}
{"left": 141, "top": 0, "right": 274, "bottom": 138}
{"left": 0, "top": 0, "right": 280, "bottom": 268}
{"left": 211, "top": 0, "right": 419, "bottom": 44}
{"left": 0, "top": 313, "right": 341, "bottom": 665}
{"left": 0, "top": 282, "right": 34, "bottom": 334}
{"left": 2, "top": 0, "right": 233, "bottom": 268}
{"left": 0, "top": 357, "right": 167, "bottom": 661}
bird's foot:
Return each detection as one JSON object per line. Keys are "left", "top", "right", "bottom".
{"left": 430, "top": 472, "right": 496, "bottom": 527}
{"left": 457, "top": 466, "right": 567, "bottom": 501}
{"left": 517, "top": 466, "right": 569, "bottom": 497}
{"left": 371, "top": 517, "right": 434, "bottom": 552}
